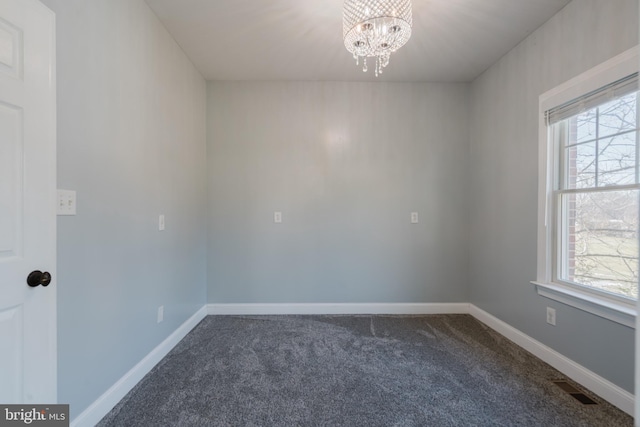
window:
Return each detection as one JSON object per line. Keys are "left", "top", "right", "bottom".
{"left": 535, "top": 47, "right": 639, "bottom": 327}
{"left": 552, "top": 79, "right": 639, "bottom": 299}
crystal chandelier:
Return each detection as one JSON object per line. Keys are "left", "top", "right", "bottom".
{"left": 343, "top": 0, "right": 412, "bottom": 76}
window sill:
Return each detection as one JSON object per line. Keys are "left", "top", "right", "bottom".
{"left": 532, "top": 282, "right": 636, "bottom": 328}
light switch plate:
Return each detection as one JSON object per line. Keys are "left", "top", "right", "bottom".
{"left": 159, "top": 214, "right": 165, "bottom": 231}
{"left": 57, "top": 190, "right": 77, "bottom": 215}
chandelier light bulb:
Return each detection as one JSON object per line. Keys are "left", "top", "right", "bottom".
{"left": 343, "top": 0, "right": 412, "bottom": 76}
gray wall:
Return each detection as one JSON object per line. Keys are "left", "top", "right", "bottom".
{"left": 207, "top": 82, "right": 469, "bottom": 304}
{"left": 469, "top": 0, "right": 638, "bottom": 393}
{"left": 39, "top": 0, "right": 207, "bottom": 417}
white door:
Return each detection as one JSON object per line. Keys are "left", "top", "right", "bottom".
{"left": 0, "top": 0, "right": 56, "bottom": 403}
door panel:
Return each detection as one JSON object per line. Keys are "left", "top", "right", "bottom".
{"left": 0, "top": 101, "right": 23, "bottom": 259}
{"left": 0, "top": 17, "right": 22, "bottom": 78}
{"left": 0, "top": 306, "right": 23, "bottom": 403}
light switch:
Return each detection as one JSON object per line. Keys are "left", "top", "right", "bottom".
{"left": 159, "top": 214, "right": 165, "bottom": 231}
{"left": 57, "top": 190, "right": 77, "bottom": 216}
{"left": 274, "top": 211, "right": 282, "bottom": 223}
{"left": 411, "top": 212, "right": 419, "bottom": 224}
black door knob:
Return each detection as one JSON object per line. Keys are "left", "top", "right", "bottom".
{"left": 27, "top": 270, "right": 52, "bottom": 287}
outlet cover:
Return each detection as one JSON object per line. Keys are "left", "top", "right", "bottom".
{"left": 546, "top": 307, "right": 556, "bottom": 326}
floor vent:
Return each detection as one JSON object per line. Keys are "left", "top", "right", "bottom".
{"left": 551, "top": 380, "right": 598, "bottom": 405}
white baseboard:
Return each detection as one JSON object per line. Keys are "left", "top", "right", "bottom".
{"left": 469, "top": 304, "right": 634, "bottom": 416}
{"left": 207, "top": 302, "right": 470, "bottom": 315}
{"left": 70, "top": 305, "right": 208, "bottom": 427}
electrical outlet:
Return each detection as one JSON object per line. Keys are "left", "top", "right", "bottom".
{"left": 411, "top": 212, "right": 419, "bottom": 223}
{"left": 158, "top": 214, "right": 165, "bottom": 231}
{"left": 274, "top": 211, "right": 282, "bottom": 223}
{"left": 157, "top": 306, "right": 164, "bottom": 323}
{"left": 546, "top": 307, "right": 556, "bottom": 326}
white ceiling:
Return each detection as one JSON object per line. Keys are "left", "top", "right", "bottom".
{"left": 145, "top": 0, "right": 571, "bottom": 82}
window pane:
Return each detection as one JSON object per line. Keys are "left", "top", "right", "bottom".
{"left": 570, "top": 110, "right": 597, "bottom": 144}
{"left": 597, "top": 132, "right": 637, "bottom": 186}
{"left": 560, "top": 190, "right": 639, "bottom": 299}
{"left": 598, "top": 93, "right": 637, "bottom": 138}
{"left": 565, "top": 142, "right": 596, "bottom": 189}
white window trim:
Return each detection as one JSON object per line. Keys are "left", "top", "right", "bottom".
{"left": 534, "top": 46, "right": 639, "bottom": 328}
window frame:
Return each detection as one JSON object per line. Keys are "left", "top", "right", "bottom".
{"left": 534, "top": 46, "right": 639, "bottom": 328}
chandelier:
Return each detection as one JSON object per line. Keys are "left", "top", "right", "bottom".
{"left": 343, "top": 0, "right": 412, "bottom": 76}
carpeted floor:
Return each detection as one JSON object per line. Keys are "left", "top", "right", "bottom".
{"left": 98, "top": 315, "right": 632, "bottom": 426}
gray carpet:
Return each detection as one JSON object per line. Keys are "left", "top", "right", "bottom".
{"left": 98, "top": 315, "right": 632, "bottom": 426}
